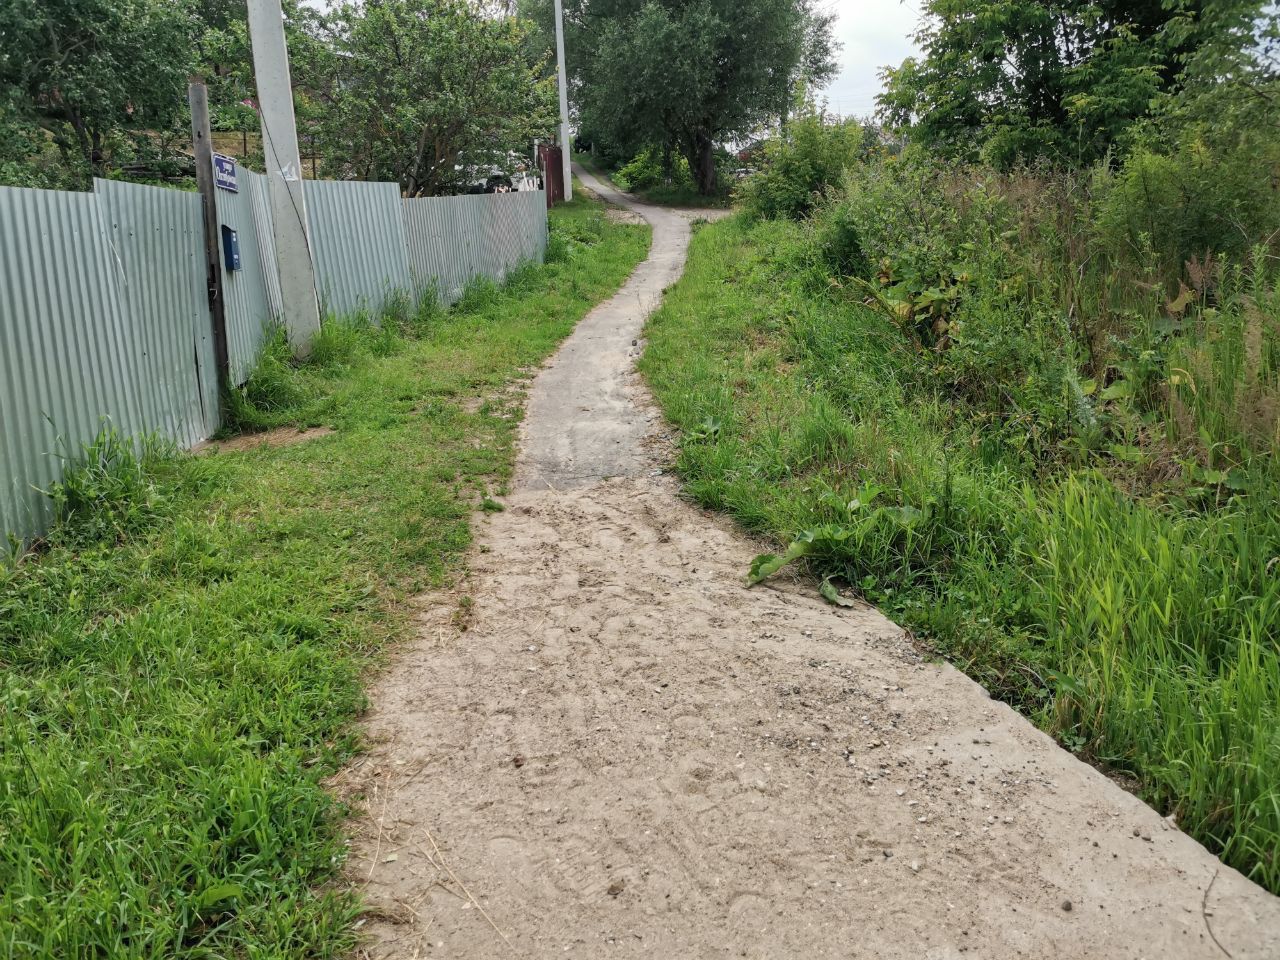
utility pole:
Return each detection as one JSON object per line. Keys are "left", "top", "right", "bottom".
{"left": 553, "top": 0, "right": 572, "bottom": 201}
{"left": 247, "top": 0, "right": 321, "bottom": 356}
{"left": 188, "top": 78, "right": 231, "bottom": 400}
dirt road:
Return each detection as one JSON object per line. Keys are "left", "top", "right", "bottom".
{"left": 346, "top": 168, "right": 1280, "bottom": 958}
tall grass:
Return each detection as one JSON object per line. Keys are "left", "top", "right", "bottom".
{"left": 641, "top": 211, "right": 1280, "bottom": 892}
{"left": 1024, "top": 476, "right": 1280, "bottom": 879}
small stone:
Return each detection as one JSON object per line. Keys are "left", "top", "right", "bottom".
{"left": 512, "top": 755, "right": 527, "bottom": 768}
{"left": 1061, "top": 900, "right": 1073, "bottom": 912}
{"left": 607, "top": 880, "right": 625, "bottom": 897}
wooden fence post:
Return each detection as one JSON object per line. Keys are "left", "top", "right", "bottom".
{"left": 188, "top": 78, "right": 231, "bottom": 401}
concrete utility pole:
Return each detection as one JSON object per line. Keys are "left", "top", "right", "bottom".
{"left": 247, "top": 0, "right": 321, "bottom": 356}
{"left": 553, "top": 0, "right": 572, "bottom": 201}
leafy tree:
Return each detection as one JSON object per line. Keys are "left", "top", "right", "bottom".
{"left": 0, "top": 0, "right": 197, "bottom": 186}
{"left": 876, "top": 0, "right": 1265, "bottom": 166}
{"left": 1157, "top": 0, "right": 1279, "bottom": 134}
{"left": 533, "top": 0, "right": 834, "bottom": 195}
{"left": 1096, "top": 2, "right": 1280, "bottom": 270}
{"left": 301, "top": 0, "right": 555, "bottom": 196}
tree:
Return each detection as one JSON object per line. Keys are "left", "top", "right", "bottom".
{"left": 875, "top": 0, "right": 1260, "bottom": 167}
{"left": 1156, "top": 0, "right": 1279, "bottom": 135}
{"left": 0, "top": 0, "right": 197, "bottom": 186}
{"left": 301, "top": 0, "right": 555, "bottom": 196}
{"left": 540, "top": 0, "right": 834, "bottom": 195}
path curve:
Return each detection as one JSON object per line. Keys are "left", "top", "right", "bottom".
{"left": 517, "top": 171, "right": 697, "bottom": 490}
{"left": 347, "top": 167, "right": 1280, "bottom": 959}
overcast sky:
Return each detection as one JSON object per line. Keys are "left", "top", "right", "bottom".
{"left": 818, "top": 0, "right": 924, "bottom": 118}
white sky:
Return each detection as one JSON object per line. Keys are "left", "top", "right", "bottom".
{"left": 817, "top": 0, "right": 924, "bottom": 118}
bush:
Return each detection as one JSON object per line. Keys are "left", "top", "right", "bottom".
{"left": 738, "top": 109, "right": 865, "bottom": 220}
{"left": 815, "top": 199, "right": 869, "bottom": 278}
{"left": 1095, "top": 135, "right": 1280, "bottom": 280}
{"left": 614, "top": 148, "right": 691, "bottom": 192}
{"left": 813, "top": 154, "right": 1078, "bottom": 460}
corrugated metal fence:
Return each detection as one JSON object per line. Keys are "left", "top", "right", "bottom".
{"left": 0, "top": 176, "right": 547, "bottom": 543}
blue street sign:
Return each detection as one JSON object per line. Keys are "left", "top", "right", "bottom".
{"left": 213, "top": 154, "right": 238, "bottom": 193}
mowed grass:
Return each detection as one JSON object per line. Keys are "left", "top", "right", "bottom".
{"left": 0, "top": 192, "right": 650, "bottom": 958}
{"left": 641, "top": 214, "right": 1280, "bottom": 892}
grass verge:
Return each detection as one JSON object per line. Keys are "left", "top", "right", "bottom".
{"left": 640, "top": 213, "right": 1280, "bottom": 893}
{"left": 0, "top": 192, "right": 649, "bottom": 957}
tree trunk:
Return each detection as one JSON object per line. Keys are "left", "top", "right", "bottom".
{"left": 692, "top": 132, "right": 716, "bottom": 196}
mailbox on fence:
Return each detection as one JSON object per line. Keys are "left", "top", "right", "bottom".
{"left": 221, "top": 224, "right": 241, "bottom": 271}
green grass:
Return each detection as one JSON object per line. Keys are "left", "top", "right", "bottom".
{"left": 641, "top": 213, "right": 1280, "bottom": 893}
{"left": 0, "top": 193, "right": 650, "bottom": 958}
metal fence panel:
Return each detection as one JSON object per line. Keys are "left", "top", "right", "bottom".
{"left": 449, "top": 195, "right": 481, "bottom": 297}
{"left": 402, "top": 193, "right": 453, "bottom": 303}
{"left": 215, "top": 169, "right": 281, "bottom": 384}
{"left": 306, "top": 180, "right": 412, "bottom": 317}
{"left": 95, "top": 179, "right": 215, "bottom": 444}
{"left": 0, "top": 186, "right": 142, "bottom": 539}
{"left": 2, "top": 179, "right": 547, "bottom": 545}
{"left": 249, "top": 171, "right": 285, "bottom": 325}
{"left": 403, "top": 190, "right": 546, "bottom": 306}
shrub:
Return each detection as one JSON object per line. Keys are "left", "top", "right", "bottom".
{"left": 815, "top": 198, "right": 869, "bottom": 279}
{"left": 614, "top": 148, "right": 691, "bottom": 192}
{"left": 1095, "top": 135, "right": 1280, "bottom": 280}
{"left": 814, "top": 154, "right": 1077, "bottom": 459}
{"left": 738, "top": 109, "right": 865, "bottom": 220}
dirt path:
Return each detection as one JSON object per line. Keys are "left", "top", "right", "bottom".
{"left": 346, "top": 169, "right": 1280, "bottom": 959}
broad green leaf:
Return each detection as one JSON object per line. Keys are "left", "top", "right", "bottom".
{"left": 1100, "top": 380, "right": 1133, "bottom": 401}
{"left": 747, "top": 538, "right": 812, "bottom": 585}
{"left": 819, "top": 578, "right": 857, "bottom": 607}
{"left": 1225, "top": 469, "right": 1250, "bottom": 492}
{"left": 884, "top": 504, "right": 923, "bottom": 527}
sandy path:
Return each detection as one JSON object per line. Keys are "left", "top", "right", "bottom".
{"left": 346, "top": 169, "right": 1280, "bottom": 959}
